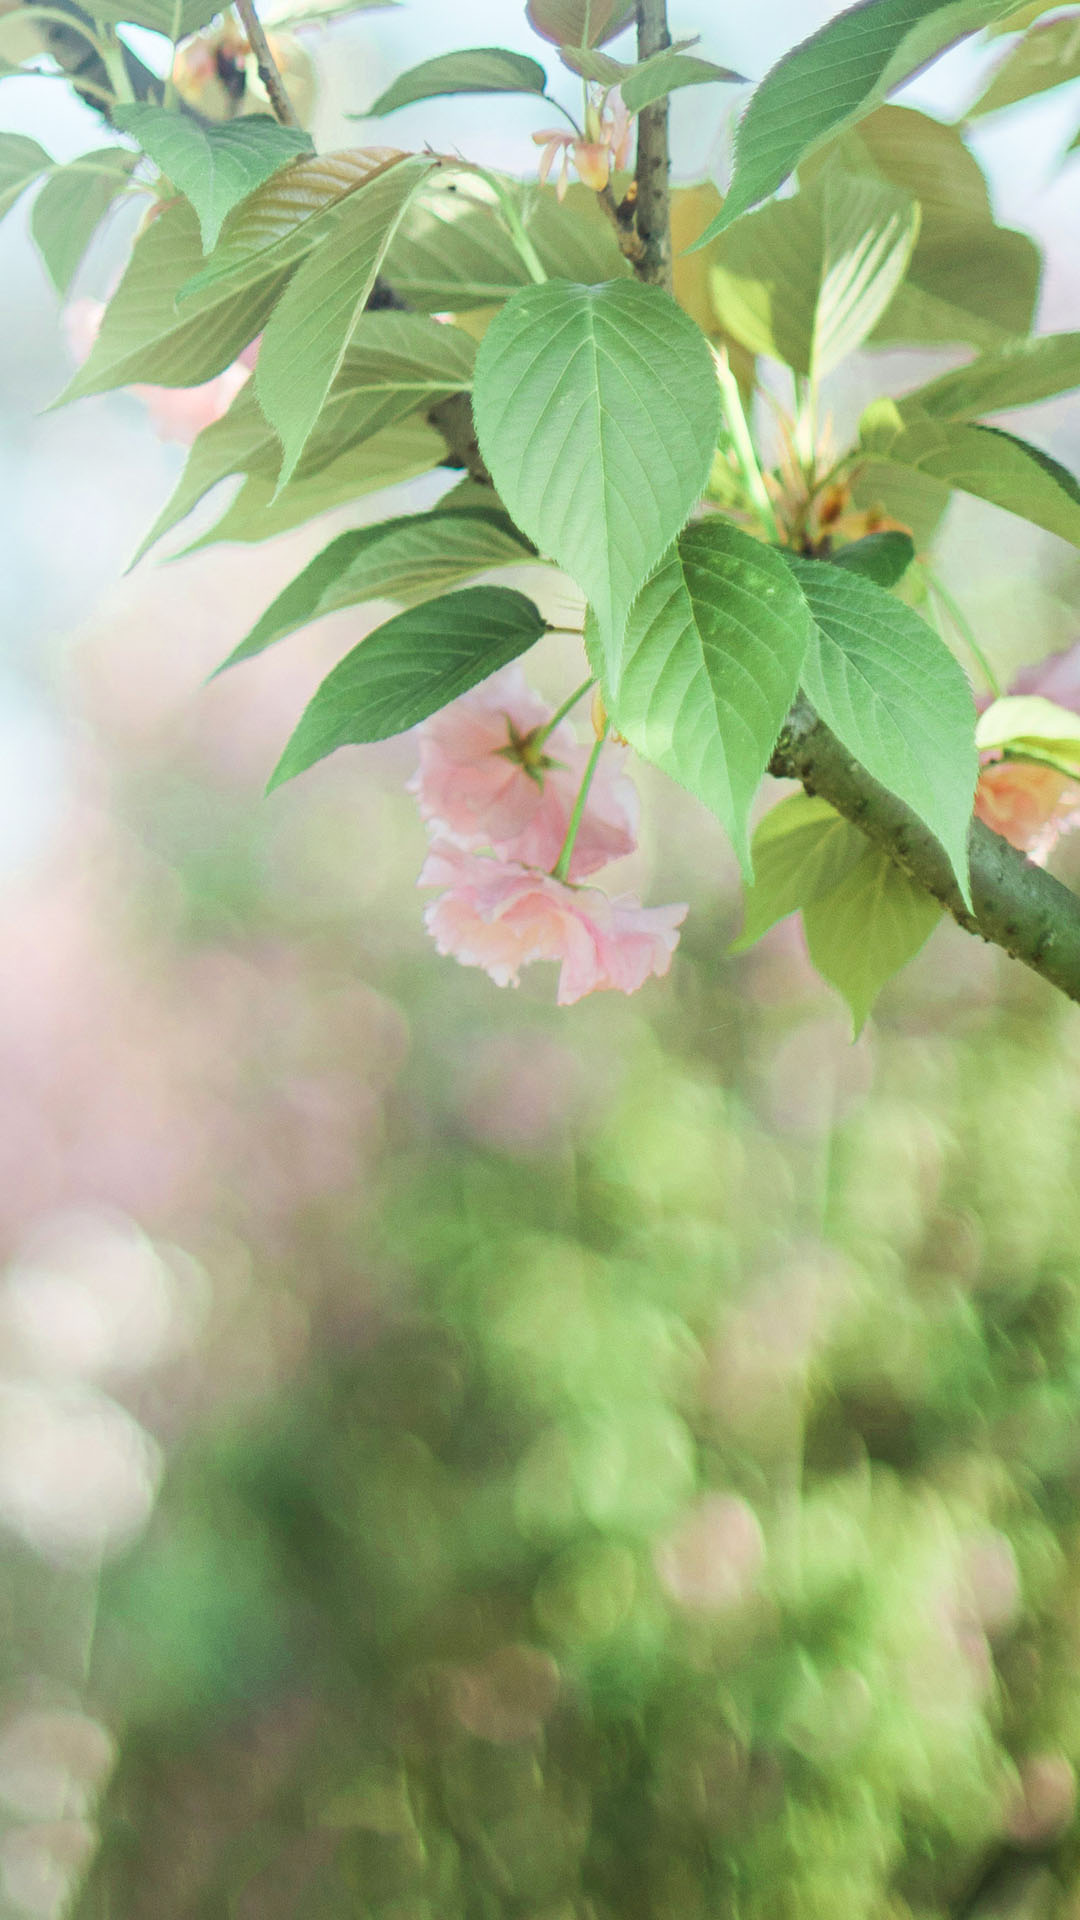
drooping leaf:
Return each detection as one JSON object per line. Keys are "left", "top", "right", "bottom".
{"left": 255, "top": 155, "right": 441, "bottom": 486}
{"left": 709, "top": 165, "right": 919, "bottom": 379}
{"left": 691, "top": 0, "right": 1020, "bottom": 246}
{"left": 113, "top": 106, "right": 312, "bottom": 252}
{"left": 89, "top": 0, "right": 223, "bottom": 35}
{"left": 783, "top": 553, "right": 977, "bottom": 901}
{"left": 30, "top": 148, "right": 136, "bottom": 294}
{"left": 830, "top": 529, "right": 916, "bottom": 584}
{"left": 902, "top": 332, "right": 1080, "bottom": 421}
{"left": 975, "top": 694, "right": 1080, "bottom": 761}
{"left": 594, "top": 520, "right": 813, "bottom": 874}
{"left": 131, "top": 311, "right": 475, "bottom": 562}
{"left": 731, "top": 791, "right": 870, "bottom": 948}
{"left": 268, "top": 586, "right": 548, "bottom": 787}
{"left": 221, "top": 506, "right": 535, "bottom": 669}
{"left": 806, "top": 106, "right": 1041, "bottom": 348}
{"left": 987, "top": 1, "right": 1063, "bottom": 30}
{"left": 473, "top": 278, "right": 718, "bottom": 646}
{"left": 52, "top": 198, "right": 289, "bottom": 403}
{"left": 860, "top": 400, "right": 1080, "bottom": 549}
{"left": 0, "top": 131, "right": 50, "bottom": 217}
{"left": 558, "top": 43, "right": 745, "bottom": 109}
{"left": 178, "top": 147, "right": 408, "bottom": 307}
{"left": 849, "top": 458, "right": 952, "bottom": 549}
{"left": 366, "top": 48, "right": 547, "bottom": 115}
{"left": 384, "top": 176, "right": 630, "bottom": 310}
{"left": 802, "top": 841, "right": 943, "bottom": 1032}
{"left": 182, "top": 420, "right": 445, "bottom": 550}
{"left": 968, "top": 14, "right": 1080, "bottom": 115}
{"left": 525, "top": 0, "right": 636, "bottom": 48}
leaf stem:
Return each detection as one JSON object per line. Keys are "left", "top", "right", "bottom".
{"left": 540, "top": 90, "right": 581, "bottom": 134}
{"left": 552, "top": 724, "right": 607, "bottom": 882}
{"left": 537, "top": 676, "right": 595, "bottom": 745}
{"left": 474, "top": 167, "right": 548, "bottom": 284}
{"left": 93, "top": 19, "right": 134, "bottom": 102}
{"left": 925, "top": 566, "right": 1002, "bottom": 698}
{"left": 713, "top": 346, "right": 781, "bottom": 544}
{"left": 233, "top": 0, "right": 300, "bottom": 126}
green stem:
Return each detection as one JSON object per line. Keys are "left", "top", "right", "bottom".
{"left": 94, "top": 20, "right": 134, "bottom": 102}
{"left": 536, "top": 676, "right": 595, "bottom": 745}
{"left": 475, "top": 167, "right": 548, "bottom": 284}
{"left": 713, "top": 347, "right": 781, "bottom": 544}
{"left": 540, "top": 90, "right": 582, "bottom": 134}
{"left": 552, "top": 726, "right": 607, "bottom": 882}
{"left": 925, "top": 566, "right": 1002, "bottom": 698}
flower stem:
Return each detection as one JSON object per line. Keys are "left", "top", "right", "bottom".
{"left": 537, "top": 676, "right": 595, "bottom": 745}
{"left": 475, "top": 168, "right": 548, "bottom": 284}
{"left": 94, "top": 21, "right": 135, "bottom": 103}
{"left": 552, "top": 725, "right": 608, "bottom": 882}
{"left": 925, "top": 566, "right": 1002, "bottom": 698}
{"left": 713, "top": 346, "right": 781, "bottom": 544}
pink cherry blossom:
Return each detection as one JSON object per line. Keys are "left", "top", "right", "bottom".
{"left": 974, "top": 758, "right": 1080, "bottom": 864}
{"left": 64, "top": 298, "right": 254, "bottom": 446}
{"left": 409, "top": 665, "right": 638, "bottom": 879}
{"left": 419, "top": 842, "right": 686, "bottom": 1005}
{"left": 533, "top": 87, "right": 633, "bottom": 201}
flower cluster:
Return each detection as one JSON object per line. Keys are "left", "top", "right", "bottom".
{"left": 533, "top": 87, "right": 632, "bottom": 201}
{"left": 974, "top": 644, "right": 1080, "bottom": 865}
{"left": 410, "top": 666, "right": 686, "bottom": 1004}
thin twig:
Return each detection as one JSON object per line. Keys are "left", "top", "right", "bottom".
{"left": 233, "top": 0, "right": 299, "bottom": 127}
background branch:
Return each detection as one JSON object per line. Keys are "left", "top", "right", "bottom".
{"left": 770, "top": 698, "right": 1080, "bottom": 1006}
{"left": 232, "top": 0, "right": 299, "bottom": 126}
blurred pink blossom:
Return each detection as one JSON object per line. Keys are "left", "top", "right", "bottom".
{"left": 654, "top": 1493, "right": 766, "bottom": 1613}
{"left": 974, "top": 759, "right": 1080, "bottom": 864}
{"left": 409, "top": 665, "right": 638, "bottom": 878}
{"left": 64, "top": 298, "right": 254, "bottom": 445}
{"left": 974, "top": 640, "right": 1080, "bottom": 862}
{"left": 419, "top": 841, "right": 686, "bottom": 1004}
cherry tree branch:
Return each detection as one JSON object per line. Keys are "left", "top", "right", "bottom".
{"left": 770, "top": 698, "right": 1080, "bottom": 1006}
{"left": 634, "top": 0, "right": 672, "bottom": 289}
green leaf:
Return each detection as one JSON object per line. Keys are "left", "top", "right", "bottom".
{"left": 830, "top": 529, "right": 916, "bottom": 584}
{"left": 709, "top": 165, "right": 919, "bottom": 379}
{"left": 691, "top": 0, "right": 1020, "bottom": 246}
{"left": 131, "top": 311, "right": 474, "bottom": 562}
{"left": 113, "top": 106, "right": 312, "bottom": 253}
{"left": 558, "top": 44, "right": 746, "bottom": 109}
{"left": 178, "top": 148, "right": 408, "bottom": 307}
{"left": 0, "top": 130, "right": 50, "bottom": 217}
{"left": 975, "top": 694, "right": 1080, "bottom": 758}
{"left": 783, "top": 553, "right": 977, "bottom": 901}
{"left": 806, "top": 106, "right": 1041, "bottom": 349}
{"left": 366, "top": 48, "right": 547, "bottom": 115}
{"left": 595, "top": 520, "right": 813, "bottom": 874}
{"left": 473, "top": 279, "right": 718, "bottom": 646}
{"left": 802, "top": 840, "right": 943, "bottom": 1031}
{"left": 860, "top": 400, "right": 1080, "bottom": 548}
{"left": 182, "top": 419, "right": 445, "bottom": 551}
{"left": 969, "top": 14, "right": 1080, "bottom": 114}
{"left": 89, "top": 0, "right": 223, "bottom": 34}
{"left": 268, "top": 586, "right": 548, "bottom": 787}
{"left": 220, "top": 505, "right": 535, "bottom": 669}
{"left": 52, "top": 198, "right": 288, "bottom": 403}
{"left": 525, "top": 0, "right": 636, "bottom": 48}
{"left": 903, "top": 332, "right": 1080, "bottom": 421}
{"left": 849, "top": 457, "right": 952, "bottom": 549}
{"left": 731, "top": 791, "right": 869, "bottom": 948}
{"left": 255, "top": 155, "right": 440, "bottom": 486}
{"left": 384, "top": 176, "right": 630, "bottom": 310}
{"left": 30, "top": 148, "right": 135, "bottom": 295}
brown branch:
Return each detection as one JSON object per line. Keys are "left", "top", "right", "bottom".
{"left": 770, "top": 698, "right": 1080, "bottom": 1007}
{"left": 633, "top": 0, "right": 672, "bottom": 289}
{"left": 232, "top": 0, "right": 299, "bottom": 127}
